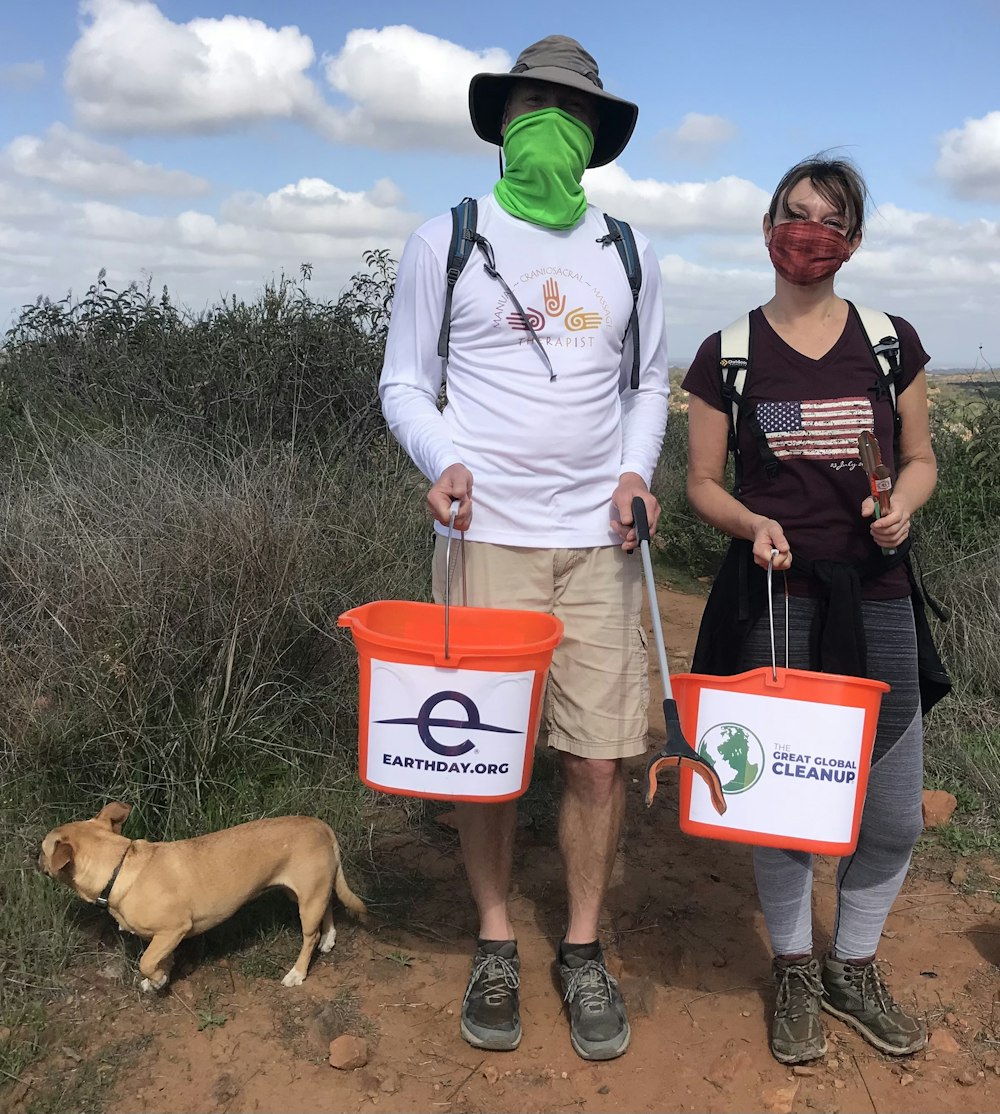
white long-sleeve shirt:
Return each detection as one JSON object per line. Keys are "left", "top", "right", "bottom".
{"left": 379, "top": 193, "right": 669, "bottom": 547}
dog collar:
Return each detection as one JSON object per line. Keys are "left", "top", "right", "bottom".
{"left": 96, "top": 843, "right": 131, "bottom": 908}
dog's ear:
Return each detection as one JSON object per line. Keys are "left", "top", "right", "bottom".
{"left": 94, "top": 802, "right": 132, "bottom": 833}
{"left": 50, "top": 838, "right": 74, "bottom": 873}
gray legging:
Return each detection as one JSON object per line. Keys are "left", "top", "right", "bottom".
{"left": 742, "top": 596, "right": 924, "bottom": 960}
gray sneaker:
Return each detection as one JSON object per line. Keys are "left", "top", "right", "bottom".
{"left": 557, "top": 948, "right": 630, "bottom": 1061}
{"left": 770, "top": 956, "right": 828, "bottom": 1064}
{"left": 460, "top": 940, "right": 521, "bottom": 1051}
{"left": 821, "top": 954, "right": 927, "bottom": 1055}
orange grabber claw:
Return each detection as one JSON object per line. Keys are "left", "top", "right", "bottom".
{"left": 644, "top": 704, "right": 727, "bottom": 815}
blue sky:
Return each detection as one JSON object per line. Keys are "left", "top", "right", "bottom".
{"left": 1, "top": 0, "right": 998, "bottom": 366}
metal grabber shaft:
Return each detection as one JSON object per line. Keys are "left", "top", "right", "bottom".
{"left": 631, "top": 497, "right": 726, "bottom": 816}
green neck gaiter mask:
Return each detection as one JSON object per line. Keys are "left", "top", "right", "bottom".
{"left": 494, "top": 107, "right": 594, "bottom": 229}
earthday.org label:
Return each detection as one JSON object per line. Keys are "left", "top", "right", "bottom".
{"left": 686, "top": 687, "right": 867, "bottom": 844}
{"left": 365, "top": 660, "right": 536, "bottom": 797}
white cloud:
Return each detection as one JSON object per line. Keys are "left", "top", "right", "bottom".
{"left": 220, "top": 177, "right": 415, "bottom": 238}
{"left": 585, "top": 163, "right": 770, "bottom": 234}
{"left": 659, "top": 253, "right": 767, "bottom": 346}
{"left": 0, "top": 181, "right": 65, "bottom": 226}
{"left": 320, "top": 25, "right": 509, "bottom": 150}
{"left": 867, "top": 202, "right": 1000, "bottom": 263}
{"left": 659, "top": 112, "right": 738, "bottom": 161}
{"left": 66, "top": 0, "right": 331, "bottom": 133}
{"left": 936, "top": 111, "right": 1000, "bottom": 202}
{"left": 0, "top": 61, "right": 45, "bottom": 88}
{"left": 64, "top": 5, "right": 502, "bottom": 153}
{"left": 3, "top": 124, "right": 209, "bottom": 196}
{"left": 844, "top": 206, "right": 1000, "bottom": 343}
{"left": 0, "top": 172, "right": 419, "bottom": 325}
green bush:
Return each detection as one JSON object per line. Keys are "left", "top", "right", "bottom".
{"left": 651, "top": 404, "right": 729, "bottom": 578}
{"left": 917, "top": 388, "right": 1000, "bottom": 812}
{"left": 2, "top": 255, "right": 396, "bottom": 450}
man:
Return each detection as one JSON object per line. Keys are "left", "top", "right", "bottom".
{"left": 379, "top": 35, "right": 669, "bottom": 1062}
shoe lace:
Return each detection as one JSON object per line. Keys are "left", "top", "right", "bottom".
{"left": 562, "top": 959, "right": 618, "bottom": 1013}
{"left": 849, "top": 961, "right": 898, "bottom": 1014}
{"left": 775, "top": 963, "right": 824, "bottom": 1019}
{"left": 464, "top": 952, "right": 519, "bottom": 1007}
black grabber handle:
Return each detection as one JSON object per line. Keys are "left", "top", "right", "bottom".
{"left": 631, "top": 495, "right": 651, "bottom": 547}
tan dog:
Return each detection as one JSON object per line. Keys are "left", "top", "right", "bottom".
{"left": 39, "top": 803, "right": 367, "bottom": 991}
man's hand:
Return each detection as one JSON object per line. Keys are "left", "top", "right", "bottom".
{"left": 611, "top": 473, "right": 659, "bottom": 552}
{"left": 428, "top": 463, "right": 474, "bottom": 530}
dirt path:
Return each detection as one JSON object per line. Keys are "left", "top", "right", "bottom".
{"left": 19, "top": 589, "right": 1000, "bottom": 1114}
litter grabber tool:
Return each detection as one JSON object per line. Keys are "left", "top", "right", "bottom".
{"left": 858, "top": 431, "right": 895, "bottom": 556}
{"left": 631, "top": 497, "right": 726, "bottom": 816}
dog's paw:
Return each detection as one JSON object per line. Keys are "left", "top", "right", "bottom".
{"left": 318, "top": 927, "right": 337, "bottom": 953}
{"left": 140, "top": 975, "right": 168, "bottom": 993}
{"left": 281, "top": 969, "right": 305, "bottom": 988}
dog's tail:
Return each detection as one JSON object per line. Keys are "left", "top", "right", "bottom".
{"left": 334, "top": 862, "right": 368, "bottom": 924}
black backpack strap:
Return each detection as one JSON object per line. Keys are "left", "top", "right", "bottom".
{"left": 437, "top": 197, "right": 478, "bottom": 360}
{"left": 599, "top": 214, "right": 641, "bottom": 388}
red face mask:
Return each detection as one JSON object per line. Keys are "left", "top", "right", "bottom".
{"left": 767, "top": 220, "right": 852, "bottom": 286}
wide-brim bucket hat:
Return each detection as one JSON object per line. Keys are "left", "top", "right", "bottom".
{"left": 469, "top": 35, "right": 638, "bottom": 168}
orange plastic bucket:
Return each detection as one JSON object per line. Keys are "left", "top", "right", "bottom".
{"left": 338, "top": 600, "right": 563, "bottom": 802}
{"left": 675, "top": 666, "right": 889, "bottom": 854}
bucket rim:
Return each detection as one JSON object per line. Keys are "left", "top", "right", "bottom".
{"left": 672, "top": 666, "right": 890, "bottom": 696}
{"left": 338, "top": 598, "right": 564, "bottom": 659}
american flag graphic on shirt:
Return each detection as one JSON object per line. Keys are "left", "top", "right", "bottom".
{"left": 756, "top": 396, "right": 874, "bottom": 461}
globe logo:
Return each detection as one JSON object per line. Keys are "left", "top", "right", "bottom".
{"left": 697, "top": 723, "right": 765, "bottom": 795}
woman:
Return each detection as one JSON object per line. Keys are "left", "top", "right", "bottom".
{"left": 683, "top": 155, "right": 941, "bottom": 1065}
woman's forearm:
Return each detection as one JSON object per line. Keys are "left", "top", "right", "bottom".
{"left": 893, "top": 456, "right": 938, "bottom": 518}
{"left": 688, "top": 475, "right": 768, "bottom": 541}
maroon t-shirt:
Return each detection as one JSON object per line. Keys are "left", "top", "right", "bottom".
{"left": 682, "top": 306, "right": 930, "bottom": 599}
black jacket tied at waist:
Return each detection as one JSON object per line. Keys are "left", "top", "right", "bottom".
{"left": 691, "top": 538, "right": 950, "bottom": 714}
{"left": 792, "top": 548, "right": 910, "bottom": 677}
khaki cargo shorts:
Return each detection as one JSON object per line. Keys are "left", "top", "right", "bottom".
{"left": 432, "top": 537, "right": 649, "bottom": 760}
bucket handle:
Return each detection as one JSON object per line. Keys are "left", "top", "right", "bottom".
{"left": 444, "top": 500, "right": 468, "bottom": 661}
{"left": 766, "top": 549, "right": 790, "bottom": 682}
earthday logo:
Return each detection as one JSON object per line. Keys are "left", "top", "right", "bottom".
{"left": 376, "top": 690, "right": 519, "bottom": 756}
{"left": 697, "top": 723, "right": 765, "bottom": 794}
{"left": 374, "top": 690, "right": 519, "bottom": 775}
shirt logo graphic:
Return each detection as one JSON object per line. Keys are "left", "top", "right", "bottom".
{"left": 376, "top": 690, "right": 520, "bottom": 757}
{"left": 756, "top": 397, "right": 873, "bottom": 462}
{"left": 506, "top": 279, "right": 603, "bottom": 334}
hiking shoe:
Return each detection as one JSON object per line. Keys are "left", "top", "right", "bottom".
{"left": 821, "top": 955, "right": 927, "bottom": 1055}
{"left": 770, "top": 956, "right": 827, "bottom": 1064}
{"left": 460, "top": 940, "right": 521, "bottom": 1050}
{"left": 557, "top": 947, "right": 630, "bottom": 1061}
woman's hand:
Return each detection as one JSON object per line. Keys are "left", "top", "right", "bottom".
{"left": 862, "top": 492, "right": 911, "bottom": 551}
{"left": 751, "top": 517, "right": 792, "bottom": 570}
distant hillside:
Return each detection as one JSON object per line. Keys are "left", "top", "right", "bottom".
{"left": 928, "top": 370, "right": 1000, "bottom": 400}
